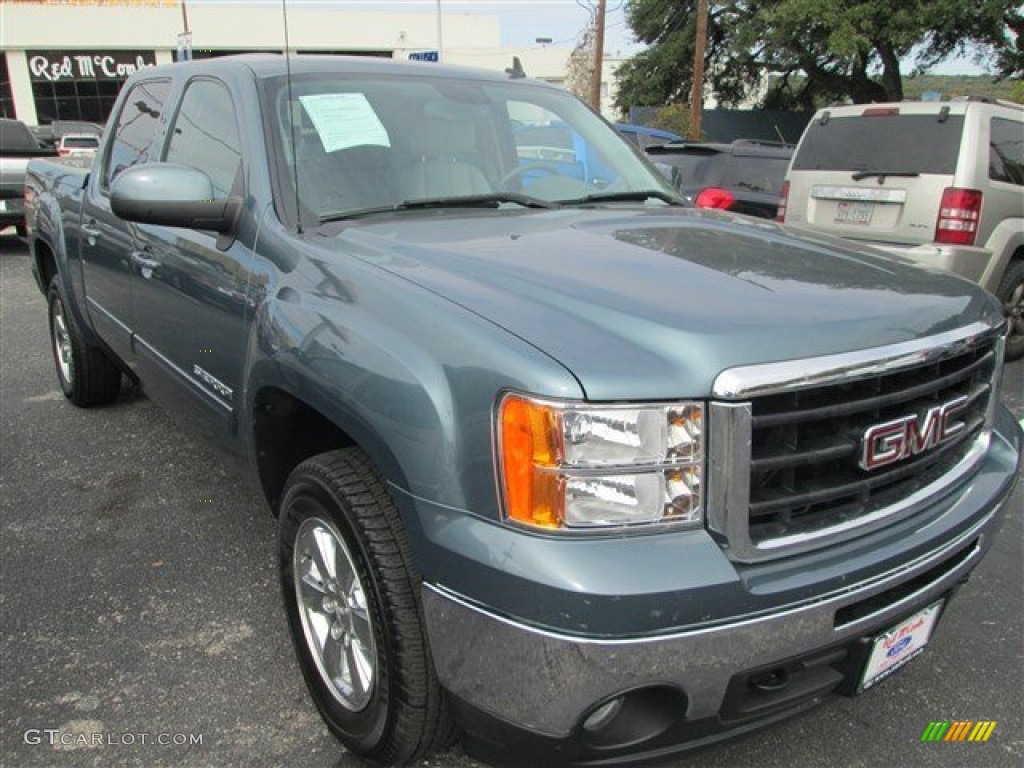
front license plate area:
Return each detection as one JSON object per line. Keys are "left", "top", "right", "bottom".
{"left": 858, "top": 601, "right": 943, "bottom": 693}
{"left": 835, "top": 201, "right": 874, "bottom": 225}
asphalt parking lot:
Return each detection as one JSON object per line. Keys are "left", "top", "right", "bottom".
{"left": 1, "top": 231, "right": 1021, "bottom": 768}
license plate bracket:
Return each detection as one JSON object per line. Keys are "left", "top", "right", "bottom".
{"left": 857, "top": 600, "right": 944, "bottom": 693}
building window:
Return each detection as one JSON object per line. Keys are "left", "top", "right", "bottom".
{"left": 0, "top": 56, "right": 15, "bottom": 119}
{"left": 27, "top": 50, "right": 156, "bottom": 125}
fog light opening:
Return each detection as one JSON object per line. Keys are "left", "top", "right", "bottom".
{"left": 750, "top": 666, "right": 790, "bottom": 693}
{"left": 578, "top": 686, "right": 687, "bottom": 751}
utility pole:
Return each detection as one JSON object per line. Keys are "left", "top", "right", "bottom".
{"left": 436, "top": 0, "right": 444, "bottom": 63}
{"left": 689, "top": 0, "right": 708, "bottom": 139}
{"left": 590, "top": 0, "right": 607, "bottom": 113}
{"left": 177, "top": 0, "right": 192, "bottom": 61}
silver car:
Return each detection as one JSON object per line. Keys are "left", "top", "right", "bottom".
{"left": 779, "top": 98, "right": 1024, "bottom": 359}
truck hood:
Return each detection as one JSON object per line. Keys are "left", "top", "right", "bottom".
{"left": 322, "top": 207, "right": 1002, "bottom": 399}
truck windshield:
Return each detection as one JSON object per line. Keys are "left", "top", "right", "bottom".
{"left": 262, "top": 72, "right": 678, "bottom": 224}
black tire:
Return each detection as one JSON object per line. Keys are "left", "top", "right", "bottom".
{"left": 278, "top": 448, "right": 456, "bottom": 766}
{"left": 47, "top": 277, "right": 121, "bottom": 406}
{"left": 996, "top": 259, "right": 1024, "bottom": 362}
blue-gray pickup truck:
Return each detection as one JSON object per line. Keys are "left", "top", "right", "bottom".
{"left": 24, "top": 55, "right": 1022, "bottom": 766}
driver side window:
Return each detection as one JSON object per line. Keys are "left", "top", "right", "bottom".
{"left": 165, "top": 79, "right": 243, "bottom": 198}
{"left": 103, "top": 79, "right": 171, "bottom": 189}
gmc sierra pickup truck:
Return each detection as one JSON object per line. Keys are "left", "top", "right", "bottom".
{"left": 24, "top": 55, "right": 1021, "bottom": 766}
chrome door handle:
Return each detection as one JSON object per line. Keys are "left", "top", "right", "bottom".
{"left": 131, "top": 251, "right": 161, "bottom": 270}
{"left": 82, "top": 223, "right": 101, "bottom": 245}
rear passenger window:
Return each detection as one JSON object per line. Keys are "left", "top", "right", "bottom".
{"left": 104, "top": 79, "right": 171, "bottom": 188}
{"left": 165, "top": 79, "right": 243, "bottom": 198}
{"left": 989, "top": 118, "right": 1024, "bottom": 186}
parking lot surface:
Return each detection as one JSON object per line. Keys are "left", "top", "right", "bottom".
{"left": 1, "top": 233, "right": 1021, "bottom": 767}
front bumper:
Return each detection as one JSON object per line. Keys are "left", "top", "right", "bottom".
{"left": 420, "top": 407, "right": 1020, "bottom": 764}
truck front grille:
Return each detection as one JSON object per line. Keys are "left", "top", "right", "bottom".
{"left": 707, "top": 323, "right": 1003, "bottom": 561}
{"left": 747, "top": 343, "right": 994, "bottom": 543}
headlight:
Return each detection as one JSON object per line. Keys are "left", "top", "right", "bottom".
{"left": 497, "top": 393, "right": 704, "bottom": 531}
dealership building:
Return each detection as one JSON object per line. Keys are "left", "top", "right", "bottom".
{"left": 0, "top": 0, "right": 624, "bottom": 127}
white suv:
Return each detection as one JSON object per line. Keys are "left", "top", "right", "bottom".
{"left": 779, "top": 98, "right": 1024, "bottom": 359}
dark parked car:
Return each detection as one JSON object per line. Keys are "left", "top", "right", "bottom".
{"left": 0, "top": 118, "right": 57, "bottom": 235}
{"left": 647, "top": 139, "right": 792, "bottom": 219}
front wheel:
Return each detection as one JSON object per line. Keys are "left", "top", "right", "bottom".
{"left": 47, "top": 277, "right": 121, "bottom": 406}
{"left": 278, "top": 448, "right": 455, "bottom": 765}
{"left": 996, "top": 259, "right": 1024, "bottom": 362}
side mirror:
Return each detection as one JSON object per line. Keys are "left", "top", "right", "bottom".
{"left": 110, "top": 163, "right": 240, "bottom": 233}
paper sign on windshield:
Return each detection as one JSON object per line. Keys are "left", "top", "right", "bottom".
{"left": 299, "top": 93, "right": 391, "bottom": 153}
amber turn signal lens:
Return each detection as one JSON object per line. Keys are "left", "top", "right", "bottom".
{"left": 499, "top": 395, "right": 564, "bottom": 528}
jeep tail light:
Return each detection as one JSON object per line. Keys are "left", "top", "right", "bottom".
{"left": 497, "top": 394, "right": 704, "bottom": 531}
{"left": 694, "top": 187, "right": 736, "bottom": 210}
{"left": 935, "top": 187, "right": 982, "bottom": 246}
{"left": 777, "top": 181, "right": 789, "bottom": 222}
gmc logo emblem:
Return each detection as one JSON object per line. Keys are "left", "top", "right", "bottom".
{"left": 859, "top": 395, "right": 969, "bottom": 471}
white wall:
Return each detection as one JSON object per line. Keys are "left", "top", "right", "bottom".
{"left": 0, "top": 3, "right": 649, "bottom": 123}
{"left": 0, "top": 3, "right": 499, "bottom": 54}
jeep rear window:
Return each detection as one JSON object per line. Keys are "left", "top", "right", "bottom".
{"left": 792, "top": 115, "right": 964, "bottom": 174}
{"left": 63, "top": 136, "right": 99, "bottom": 148}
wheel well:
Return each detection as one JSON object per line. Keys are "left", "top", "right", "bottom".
{"left": 253, "top": 387, "right": 355, "bottom": 513}
{"left": 34, "top": 239, "right": 57, "bottom": 290}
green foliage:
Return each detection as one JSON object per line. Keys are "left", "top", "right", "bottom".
{"left": 615, "top": 0, "right": 1023, "bottom": 114}
{"left": 649, "top": 103, "right": 693, "bottom": 137}
{"left": 902, "top": 74, "right": 1020, "bottom": 101}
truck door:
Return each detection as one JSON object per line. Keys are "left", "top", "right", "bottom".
{"left": 80, "top": 79, "right": 172, "bottom": 365}
{"left": 128, "top": 78, "right": 254, "bottom": 441}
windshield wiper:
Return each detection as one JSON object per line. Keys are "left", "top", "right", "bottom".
{"left": 735, "top": 181, "right": 770, "bottom": 193}
{"left": 850, "top": 170, "right": 921, "bottom": 181}
{"left": 558, "top": 190, "right": 683, "bottom": 206}
{"left": 320, "top": 192, "right": 558, "bottom": 223}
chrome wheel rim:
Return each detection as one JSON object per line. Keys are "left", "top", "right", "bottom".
{"left": 52, "top": 299, "right": 73, "bottom": 384}
{"left": 293, "top": 516, "right": 376, "bottom": 711}
{"left": 1006, "top": 281, "right": 1024, "bottom": 341}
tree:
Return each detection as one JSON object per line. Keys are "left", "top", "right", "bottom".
{"left": 566, "top": 14, "right": 597, "bottom": 104}
{"left": 615, "top": 0, "right": 1023, "bottom": 113}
